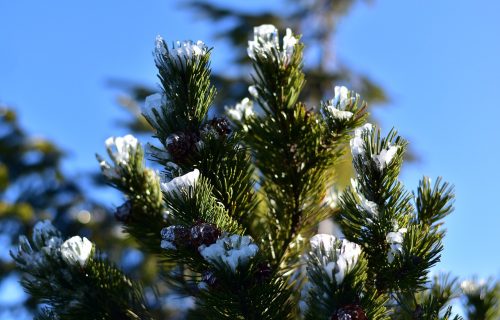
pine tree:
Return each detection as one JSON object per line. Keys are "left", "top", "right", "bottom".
{"left": 115, "top": 0, "right": 389, "bottom": 205}
{"left": 12, "top": 25, "right": 499, "bottom": 319}
{"left": 184, "top": 0, "right": 386, "bottom": 108}
{"left": 116, "top": 0, "right": 386, "bottom": 132}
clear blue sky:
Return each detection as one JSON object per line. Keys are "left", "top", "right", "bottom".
{"left": 0, "top": 0, "right": 499, "bottom": 314}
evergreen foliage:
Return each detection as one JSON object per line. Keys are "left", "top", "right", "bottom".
{"left": 11, "top": 24, "right": 500, "bottom": 319}
{"left": 12, "top": 221, "right": 150, "bottom": 319}
{"left": 184, "top": 0, "right": 387, "bottom": 108}
{"left": 116, "top": 0, "right": 385, "bottom": 134}
{"left": 0, "top": 106, "right": 128, "bottom": 316}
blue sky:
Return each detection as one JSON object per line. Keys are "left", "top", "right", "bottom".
{"left": 338, "top": 0, "right": 500, "bottom": 279}
{"left": 1, "top": 0, "right": 499, "bottom": 313}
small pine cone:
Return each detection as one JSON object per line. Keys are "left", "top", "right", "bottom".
{"left": 206, "top": 117, "right": 232, "bottom": 136}
{"left": 331, "top": 304, "right": 367, "bottom": 320}
{"left": 115, "top": 200, "right": 132, "bottom": 222}
{"left": 161, "top": 225, "right": 190, "bottom": 246}
{"left": 190, "top": 222, "right": 221, "bottom": 248}
{"left": 166, "top": 132, "right": 200, "bottom": 163}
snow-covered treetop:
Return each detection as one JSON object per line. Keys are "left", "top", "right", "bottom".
{"left": 97, "top": 134, "right": 139, "bottom": 179}
{"left": 155, "top": 35, "right": 208, "bottom": 67}
{"left": 105, "top": 135, "right": 139, "bottom": 164}
{"left": 247, "top": 24, "right": 298, "bottom": 64}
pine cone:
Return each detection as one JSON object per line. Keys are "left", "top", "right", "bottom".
{"left": 190, "top": 222, "right": 221, "bottom": 248}
{"left": 161, "top": 225, "right": 190, "bottom": 246}
{"left": 166, "top": 131, "right": 200, "bottom": 163}
{"left": 115, "top": 200, "right": 132, "bottom": 222}
{"left": 206, "top": 117, "right": 232, "bottom": 136}
{"left": 331, "top": 304, "right": 367, "bottom": 320}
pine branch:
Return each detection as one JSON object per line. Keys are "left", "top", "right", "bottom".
{"left": 152, "top": 39, "right": 216, "bottom": 136}
{"left": 415, "top": 176, "right": 455, "bottom": 229}
{"left": 393, "top": 273, "right": 461, "bottom": 320}
{"left": 189, "top": 254, "right": 294, "bottom": 320}
{"left": 97, "top": 137, "right": 165, "bottom": 254}
{"left": 11, "top": 221, "right": 152, "bottom": 320}
{"left": 162, "top": 177, "right": 243, "bottom": 234}
{"left": 338, "top": 126, "right": 452, "bottom": 295}
{"left": 242, "top": 26, "right": 369, "bottom": 271}
{"left": 303, "top": 235, "right": 389, "bottom": 319}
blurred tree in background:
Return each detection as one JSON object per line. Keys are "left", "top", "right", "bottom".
{"left": 0, "top": 106, "right": 103, "bottom": 315}
{"left": 0, "top": 106, "right": 164, "bottom": 317}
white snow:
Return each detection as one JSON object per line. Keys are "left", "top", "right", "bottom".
{"left": 386, "top": 227, "right": 407, "bottom": 263}
{"left": 226, "top": 97, "right": 254, "bottom": 122}
{"left": 160, "top": 169, "right": 200, "bottom": 195}
{"left": 60, "top": 236, "right": 93, "bottom": 267}
{"left": 310, "top": 234, "right": 337, "bottom": 252}
{"left": 198, "top": 234, "right": 259, "bottom": 272}
{"left": 155, "top": 35, "right": 208, "bottom": 66}
{"left": 325, "top": 106, "right": 354, "bottom": 120}
{"left": 247, "top": 24, "right": 278, "bottom": 60}
{"left": 248, "top": 85, "right": 259, "bottom": 98}
{"left": 460, "top": 279, "right": 486, "bottom": 296}
{"left": 105, "top": 134, "right": 138, "bottom": 164}
{"left": 247, "top": 24, "right": 298, "bottom": 64}
{"left": 155, "top": 35, "right": 167, "bottom": 56}
{"left": 332, "top": 86, "right": 349, "bottom": 108}
{"left": 358, "top": 195, "right": 379, "bottom": 218}
{"left": 160, "top": 240, "right": 176, "bottom": 250}
{"left": 323, "top": 86, "right": 357, "bottom": 121}
{"left": 282, "top": 28, "right": 298, "bottom": 63}
{"left": 253, "top": 24, "right": 279, "bottom": 44}
{"left": 98, "top": 134, "right": 139, "bottom": 179}
{"left": 350, "top": 123, "right": 373, "bottom": 158}
{"left": 142, "top": 93, "right": 167, "bottom": 126}
{"left": 309, "top": 234, "right": 361, "bottom": 285}
{"left": 354, "top": 123, "right": 373, "bottom": 137}
{"left": 372, "top": 145, "right": 399, "bottom": 171}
